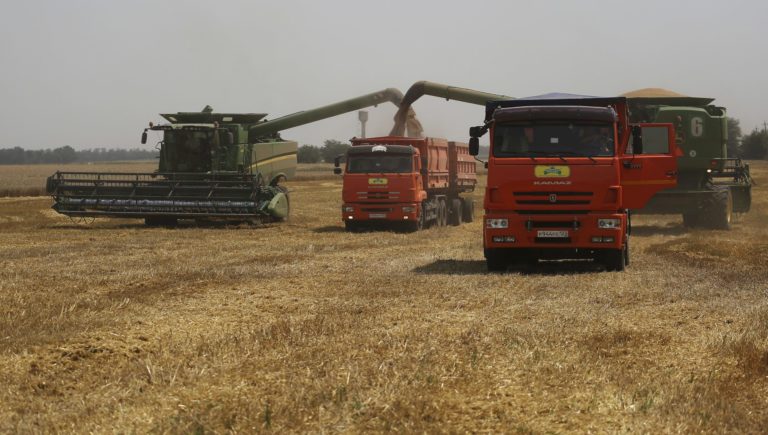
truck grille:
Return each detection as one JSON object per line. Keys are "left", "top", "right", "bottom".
{"left": 514, "top": 191, "right": 592, "bottom": 205}
{"left": 357, "top": 191, "right": 400, "bottom": 200}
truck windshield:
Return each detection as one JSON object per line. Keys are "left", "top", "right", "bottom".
{"left": 347, "top": 155, "right": 413, "bottom": 173}
{"left": 493, "top": 123, "right": 615, "bottom": 157}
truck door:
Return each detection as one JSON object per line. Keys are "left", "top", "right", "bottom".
{"left": 620, "top": 123, "right": 678, "bottom": 209}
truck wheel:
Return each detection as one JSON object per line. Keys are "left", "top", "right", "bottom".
{"left": 462, "top": 199, "right": 474, "bottom": 223}
{"left": 438, "top": 199, "right": 447, "bottom": 227}
{"left": 706, "top": 186, "right": 732, "bottom": 230}
{"left": 406, "top": 210, "right": 424, "bottom": 232}
{"left": 449, "top": 199, "right": 462, "bottom": 226}
{"left": 603, "top": 249, "right": 625, "bottom": 272}
{"left": 484, "top": 248, "right": 507, "bottom": 273}
{"left": 682, "top": 212, "right": 700, "bottom": 228}
{"left": 624, "top": 237, "right": 630, "bottom": 267}
{"left": 345, "top": 221, "right": 361, "bottom": 232}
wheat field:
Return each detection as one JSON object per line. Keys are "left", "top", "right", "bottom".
{"left": 0, "top": 162, "right": 766, "bottom": 432}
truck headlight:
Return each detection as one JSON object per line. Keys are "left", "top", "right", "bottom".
{"left": 343, "top": 206, "right": 354, "bottom": 213}
{"left": 486, "top": 218, "right": 508, "bottom": 229}
{"left": 402, "top": 206, "right": 415, "bottom": 213}
{"left": 597, "top": 218, "right": 620, "bottom": 229}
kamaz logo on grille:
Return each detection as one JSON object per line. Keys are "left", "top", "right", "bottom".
{"left": 535, "top": 165, "right": 570, "bottom": 178}
{"left": 549, "top": 194, "right": 557, "bottom": 203}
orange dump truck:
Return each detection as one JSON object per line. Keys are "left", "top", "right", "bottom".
{"left": 334, "top": 136, "right": 477, "bottom": 231}
{"left": 468, "top": 95, "right": 679, "bottom": 271}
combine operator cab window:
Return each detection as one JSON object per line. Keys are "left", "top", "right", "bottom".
{"left": 163, "top": 130, "right": 217, "bottom": 172}
{"left": 494, "top": 123, "right": 615, "bottom": 158}
{"left": 347, "top": 155, "right": 413, "bottom": 174}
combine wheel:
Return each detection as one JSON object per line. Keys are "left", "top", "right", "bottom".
{"left": 462, "top": 199, "right": 474, "bottom": 223}
{"left": 449, "top": 199, "right": 462, "bottom": 226}
{"left": 705, "top": 186, "right": 732, "bottom": 230}
{"left": 274, "top": 185, "right": 290, "bottom": 222}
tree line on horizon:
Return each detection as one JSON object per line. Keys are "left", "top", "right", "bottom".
{"left": 3, "top": 119, "right": 766, "bottom": 166}
{"left": 0, "top": 146, "right": 157, "bottom": 165}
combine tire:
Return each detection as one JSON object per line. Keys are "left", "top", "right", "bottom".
{"left": 704, "top": 186, "right": 732, "bottom": 230}
{"left": 485, "top": 248, "right": 507, "bottom": 273}
{"left": 462, "top": 199, "right": 474, "bottom": 223}
{"left": 449, "top": 199, "right": 462, "bottom": 226}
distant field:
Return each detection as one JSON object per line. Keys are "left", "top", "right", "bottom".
{"left": 0, "top": 162, "right": 765, "bottom": 432}
{"left": 0, "top": 161, "right": 157, "bottom": 197}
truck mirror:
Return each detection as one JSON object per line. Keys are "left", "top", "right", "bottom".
{"left": 226, "top": 131, "right": 234, "bottom": 145}
{"left": 469, "top": 126, "right": 483, "bottom": 137}
{"left": 333, "top": 155, "right": 343, "bottom": 168}
{"left": 333, "top": 167, "right": 342, "bottom": 175}
{"left": 469, "top": 137, "right": 480, "bottom": 156}
{"left": 631, "top": 125, "right": 643, "bottom": 154}
{"left": 141, "top": 130, "right": 148, "bottom": 145}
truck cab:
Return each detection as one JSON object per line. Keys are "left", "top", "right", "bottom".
{"left": 470, "top": 95, "right": 678, "bottom": 271}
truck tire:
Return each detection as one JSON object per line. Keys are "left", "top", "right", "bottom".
{"left": 438, "top": 199, "right": 447, "bottom": 227}
{"left": 705, "top": 186, "right": 732, "bottom": 230}
{"left": 624, "top": 237, "right": 630, "bottom": 267}
{"left": 406, "top": 209, "right": 425, "bottom": 232}
{"left": 449, "top": 199, "right": 462, "bottom": 226}
{"left": 485, "top": 248, "right": 507, "bottom": 273}
{"left": 345, "top": 221, "right": 362, "bottom": 232}
{"left": 603, "top": 249, "right": 625, "bottom": 272}
{"left": 682, "top": 211, "right": 700, "bottom": 228}
{"left": 462, "top": 199, "right": 474, "bottom": 223}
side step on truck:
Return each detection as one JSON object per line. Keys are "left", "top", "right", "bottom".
{"left": 335, "top": 136, "right": 477, "bottom": 232}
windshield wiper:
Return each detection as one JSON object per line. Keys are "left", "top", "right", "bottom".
{"left": 555, "top": 150, "right": 599, "bottom": 163}
{"left": 499, "top": 151, "right": 537, "bottom": 161}
{"left": 528, "top": 150, "right": 567, "bottom": 162}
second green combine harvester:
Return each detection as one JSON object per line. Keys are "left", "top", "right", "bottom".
{"left": 623, "top": 89, "right": 753, "bottom": 229}
{"left": 46, "top": 89, "right": 413, "bottom": 225}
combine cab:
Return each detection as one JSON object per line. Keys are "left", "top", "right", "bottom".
{"left": 46, "top": 88, "right": 413, "bottom": 225}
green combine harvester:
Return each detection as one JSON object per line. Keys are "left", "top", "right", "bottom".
{"left": 46, "top": 88, "right": 408, "bottom": 225}
{"left": 624, "top": 89, "right": 754, "bottom": 229}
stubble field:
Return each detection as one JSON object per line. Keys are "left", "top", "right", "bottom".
{"left": 0, "top": 162, "right": 766, "bottom": 432}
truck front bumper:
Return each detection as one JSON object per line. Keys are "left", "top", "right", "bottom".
{"left": 483, "top": 212, "right": 626, "bottom": 251}
{"left": 342, "top": 202, "right": 419, "bottom": 223}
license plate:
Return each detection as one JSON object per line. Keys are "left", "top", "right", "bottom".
{"left": 368, "top": 213, "right": 386, "bottom": 219}
{"left": 537, "top": 230, "right": 568, "bottom": 238}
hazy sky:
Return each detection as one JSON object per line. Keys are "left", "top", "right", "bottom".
{"left": 1, "top": 0, "right": 766, "bottom": 149}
